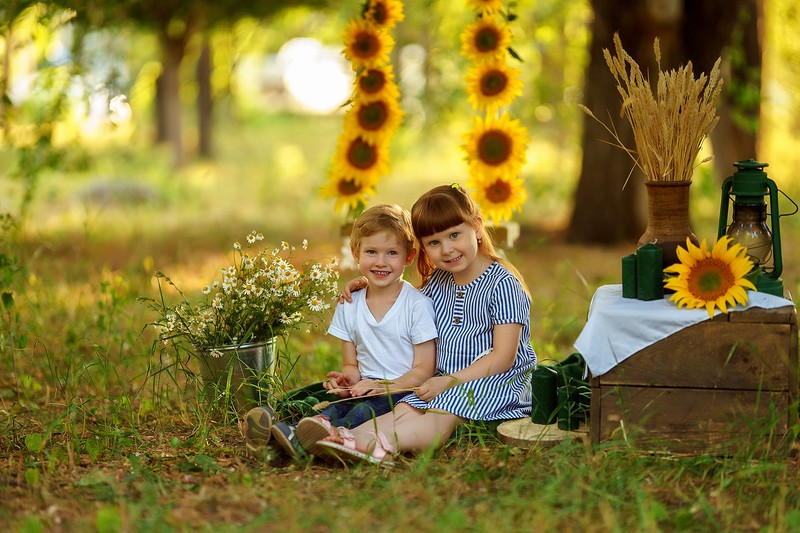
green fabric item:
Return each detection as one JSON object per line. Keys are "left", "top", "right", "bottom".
{"left": 277, "top": 381, "right": 341, "bottom": 419}
{"left": 531, "top": 352, "right": 590, "bottom": 428}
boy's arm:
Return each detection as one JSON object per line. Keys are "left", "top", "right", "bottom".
{"left": 416, "top": 323, "right": 521, "bottom": 402}
{"left": 324, "top": 340, "right": 361, "bottom": 397}
{"left": 388, "top": 339, "right": 436, "bottom": 390}
{"left": 349, "top": 339, "right": 437, "bottom": 396}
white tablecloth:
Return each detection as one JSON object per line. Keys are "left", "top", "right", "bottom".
{"left": 573, "top": 284, "right": 795, "bottom": 377}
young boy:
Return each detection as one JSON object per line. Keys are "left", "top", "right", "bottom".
{"left": 242, "top": 203, "right": 438, "bottom": 458}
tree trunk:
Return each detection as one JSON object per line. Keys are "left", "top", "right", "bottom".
{"left": 197, "top": 40, "right": 213, "bottom": 159}
{"left": 567, "top": 0, "right": 761, "bottom": 244}
{"left": 155, "top": 73, "right": 168, "bottom": 143}
{"left": 0, "top": 27, "right": 11, "bottom": 132}
{"left": 567, "top": 0, "right": 657, "bottom": 244}
{"left": 693, "top": 0, "right": 763, "bottom": 179}
{"left": 159, "top": 29, "right": 189, "bottom": 168}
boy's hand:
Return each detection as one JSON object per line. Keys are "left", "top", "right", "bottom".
{"left": 337, "top": 276, "right": 368, "bottom": 303}
{"left": 324, "top": 371, "right": 356, "bottom": 397}
{"left": 350, "top": 378, "right": 382, "bottom": 397}
{"left": 415, "top": 375, "right": 460, "bottom": 402}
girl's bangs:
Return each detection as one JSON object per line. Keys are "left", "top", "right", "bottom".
{"left": 412, "top": 194, "right": 467, "bottom": 238}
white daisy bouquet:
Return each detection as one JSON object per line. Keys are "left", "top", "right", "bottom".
{"left": 145, "top": 231, "right": 340, "bottom": 351}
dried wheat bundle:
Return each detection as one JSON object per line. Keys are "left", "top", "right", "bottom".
{"left": 581, "top": 33, "right": 723, "bottom": 183}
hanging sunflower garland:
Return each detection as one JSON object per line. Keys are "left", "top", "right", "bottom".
{"left": 322, "top": 0, "right": 405, "bottom": 223}
{"left": 460, "top": 1, "right": 529, "bottom": 225}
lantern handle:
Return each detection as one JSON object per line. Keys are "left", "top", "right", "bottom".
{"left": 776, "top": 188, "right": 799, "bottom": 219}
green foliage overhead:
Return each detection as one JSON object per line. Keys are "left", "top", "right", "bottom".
{"left": 59, "top": 0, "right": 332, "bottom": 30}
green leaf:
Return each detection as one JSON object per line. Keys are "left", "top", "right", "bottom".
{"left": 18, "top": 517, "right": 44, "bottom": 533}
{"left": 744, "top": 266, "right": 761, "bottom": 288}
{"left": 85, "top": 438, "right": 102, "bottom": 461}
{"left": 25, "top": 468, "right": 40, "bottom": 487}
{"left": 193, "top": 454, "right": 221, "bottom": 473}
{"left": 76, "top": 469, "right": 114, "bottom": 487}
{"left": 96, "top": 507, "right": 122, "bottom": 533}
{"left": 785, "top": 509, "right": 800, "bottom": 529}
{"left": 507, "top": 47, "right": 523, "bottom": 62}
{"left": 24, "top": 432, "right": 45, "bottom": 454}
{"left": 1, "top": 290, "right": 13, "bottom": 311}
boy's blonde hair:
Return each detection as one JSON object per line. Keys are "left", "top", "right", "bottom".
{"left": 350, "top": 203, "right": 416, "bottom": 256}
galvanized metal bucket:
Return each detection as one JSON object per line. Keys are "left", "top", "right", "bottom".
{"left": 197, "top": 338, "right": 277, "bottom": 413}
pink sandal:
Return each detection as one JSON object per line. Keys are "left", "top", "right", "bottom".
{"left": 317, "top": 430, "right": 396, "bottom": 468}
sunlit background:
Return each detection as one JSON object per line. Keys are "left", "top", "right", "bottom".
{"left": 0, "top": 0, "right": 798, "bottom": 305}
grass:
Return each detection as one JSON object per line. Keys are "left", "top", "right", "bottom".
{"left": 2, "top": 109, "right": 800, "bottom": 532}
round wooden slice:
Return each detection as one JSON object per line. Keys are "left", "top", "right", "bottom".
{"left": 497, "top": 418, "right": 587, "bottom": 448}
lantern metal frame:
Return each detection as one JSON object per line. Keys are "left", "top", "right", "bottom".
{"left": 717, "top": 159, "right": 790, "bottom": 297}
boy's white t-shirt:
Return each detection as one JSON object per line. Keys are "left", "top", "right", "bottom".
{"left": 326, "top": 280, "right": 438, "bottom": 380}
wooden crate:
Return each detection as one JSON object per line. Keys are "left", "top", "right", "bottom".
{"left": 590, "top": 306, "right": 798, "bottom": 453}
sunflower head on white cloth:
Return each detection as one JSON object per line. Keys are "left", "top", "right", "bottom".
{"left": 663, "top": 236, "right": 757, "bottom": 319}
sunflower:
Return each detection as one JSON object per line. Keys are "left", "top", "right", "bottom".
{"left": 344, "top": 97, "right": 404, "bottom": 144}
{"left": 465, "top": 59, "right": 523, "bottom": 112}
{"left": 356, "top": 65, "right": 401, "bottom": 102}
{"left": 332, "top": 133, "right": 390, "bottom": 184}
{"left": 469, "top": 175, "right": 527, "bottom": 224}
{"left": 462, "top": 112, "right": 528, "bottom": 179}
{"left": 461, "top": 17, "right": 511, "bottom": 63}
{"left": 320, "top": 174, "right": 377, "bottom": 214}
{"left": 365, "top": 0, "right": 405, "bottom": 29}
{"left": 664, "top": 236, "right": 757, "bottom": 319}
{"left": 342, "top": 18, "right": 395, "bottom": 70}
{"left": 466, "top": 0, "right": 503, "bottom": 15}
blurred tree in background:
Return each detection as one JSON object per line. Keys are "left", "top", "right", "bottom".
{"left": 0, "top": 0, "right": 795, "bottom": 240}
{"left": 567, "top": 0, "right": 763, "bottom": 244}
{"left": 65, "top": 0, "right": 331, "bottom": 167}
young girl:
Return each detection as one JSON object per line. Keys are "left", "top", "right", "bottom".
{"left": 307, "top": 183, "right": 537, "bottom": 465}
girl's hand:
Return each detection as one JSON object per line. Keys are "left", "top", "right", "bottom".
{"left": 416, "top": 375, "right": 460, "bottom": 402}
{"left": 338, "top": 276, "right": 368, "bottom": 303}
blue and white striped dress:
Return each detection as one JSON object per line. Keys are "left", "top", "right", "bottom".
{"left": 401, "top": 261, "right": 536, "bottom": 420}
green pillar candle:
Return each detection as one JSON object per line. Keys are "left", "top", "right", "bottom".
{"left": 531, "top": 365, "right": 558, "bottom": 424}
{"left": 636, "top": 243, "right": 664, "bottom": 301}
{"left": 621, "top": 253, "right": 637, "bottom": 298}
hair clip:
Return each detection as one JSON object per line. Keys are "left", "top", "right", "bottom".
{"left": 451, "top": 183, "right": 460, "bottom": 189}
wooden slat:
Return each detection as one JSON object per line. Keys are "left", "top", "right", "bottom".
{"left": 597, "top": 322, "right": 792, "bottom": 390}
{"left": 595, "top": 385, "right": 790, "bottom": 453}
{"left": 728, "top": 305, "right": 796, "bottom": 324}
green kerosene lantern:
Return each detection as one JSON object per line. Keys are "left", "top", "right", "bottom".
{"left": 717, "top": 159, "right": 796, "bottom": 297}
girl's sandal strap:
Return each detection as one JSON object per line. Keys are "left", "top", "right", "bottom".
{"left": 368, "top": 430, "right": 397, "bottom": 461}
{"left": 335, "top": 427, "right": 357, "bottom": 449}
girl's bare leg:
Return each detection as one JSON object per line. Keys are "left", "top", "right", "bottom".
{"left": 351, "top": 404, "right": 464, "bottom": 453}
